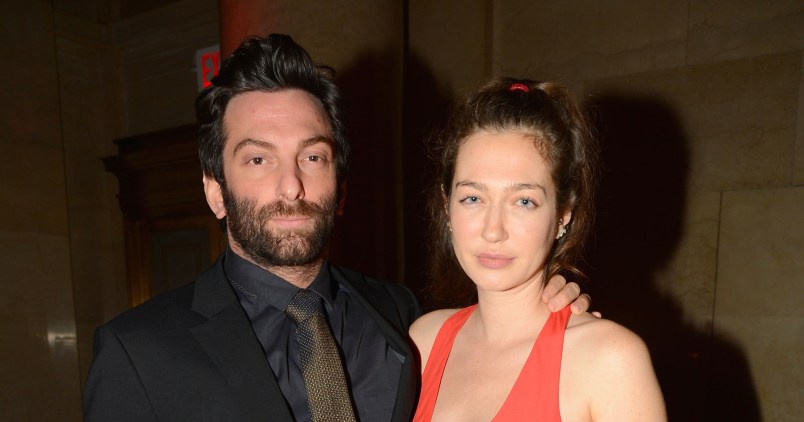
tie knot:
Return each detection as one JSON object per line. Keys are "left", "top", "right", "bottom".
{"left": 286, "top": 289, "right": 324, "bottom": 324}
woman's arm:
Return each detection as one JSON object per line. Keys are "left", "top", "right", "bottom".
{"left": 409, "top": 309, "right": 459, "bottom": 374}
{"left": 587, "top": 323, "right": 666, "bottom": 421}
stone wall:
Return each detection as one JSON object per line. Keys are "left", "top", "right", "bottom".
{"left": 1, "top": 1, "right": 800, "bottom": 420}
{"left": 487, "top": 1, "right": 803, "bottom": 420}
{"left": 0, "top": 1, "right": 218, "bottom": 420}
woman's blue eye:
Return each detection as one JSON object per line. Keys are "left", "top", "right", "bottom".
{"left": 518, "top": 198, "right": 536, "bottom": 207}
{"left": 461, "top": 196, "right": 479, "bottom": 204}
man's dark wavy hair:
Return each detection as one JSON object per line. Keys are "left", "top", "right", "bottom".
{"left": 195, "top": 33, "right": 349, "bottom": 192}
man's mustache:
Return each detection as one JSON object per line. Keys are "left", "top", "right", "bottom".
{"left": 259, "top": 199, "right": 327, "bottom": 219}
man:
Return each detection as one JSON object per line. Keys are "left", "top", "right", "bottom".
{"left": 83, "top": 34, "right": 588, "bottom": 422}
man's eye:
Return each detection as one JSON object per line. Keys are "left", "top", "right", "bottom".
{"left": 250, "top": 157, "right": 264, "bottom": 165}
{"left": 517, "top": 197, "right": 537, "bottom": 208}
{"left": 304, "top": 155, "right": 327, "bottom": 163}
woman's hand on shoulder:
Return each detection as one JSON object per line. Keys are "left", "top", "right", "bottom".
{"left": 409, "top": 309, "right": 461, "bottom": 374}
{"left": 568, "top": 318, "right": 666, "bottom": 422}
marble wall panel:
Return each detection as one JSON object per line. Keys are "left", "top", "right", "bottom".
{"left": 123, "top": 54, "right": 200, "bottom": 134}
{"left": 0, "top": 231, "right": 82, "bottom": 421}
{"left": 688, "top": 0, "right": 804, "bottom": 64}
{"left": 0, "top": 142, "right": 70, "bottom": 235}
{"left": 717, "top": 187, "right": 804, "bottom": 315}
{"left": 715, "top": 186, "right": 804, "bottom": 421}
{"left": 54, "top": 19, "right": 124, "bottom": 391}
{"left": 652, "top": 191, "right": 721, "bottom": 329}
{"left": 0, "top": 2, "right": 63, "bottom": 150}
{"left": 796, "top": 50, "right": 804, "bottom": 185}
{"left": 0, "top": 1, "right": 83, "bottom": 418}
{"left": 114, "top": 0, "right": 219, "bottom": 135}
{"left": 713, "top": 316, "right": 803, "bottom": 421}
{"left": 219, "top": 0, "right": 402, "bottom": 72}
{"left": 64, "top": 149, "right": 128, "bottom": 385}
{"left": 0, "top": 4, "right": 69, "bottom": 236}
{"left": 585, "top": 52, "right": 799, "bottom": 192}
{"left": 408, "top": 0, "right": 488, "bottom": 98}
{"left": 493, "top": 0, "right": 688, "bottom": 84}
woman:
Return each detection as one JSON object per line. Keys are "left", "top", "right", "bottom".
{"left": 410, "top": 79, "right": 665, "bottom": 421}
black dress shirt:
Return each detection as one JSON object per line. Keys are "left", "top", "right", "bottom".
{"left": 223, "top": 249, "right": 403, "bottom": 422}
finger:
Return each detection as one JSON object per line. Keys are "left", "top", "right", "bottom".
{"left": 541, "top": 274, "right": 567, "bottom": 304}
{"left": 548, "top": 281, "right": 581, "bottom": 312}
{"left": 570, "top": 293, "right": 591, "bottom": 315}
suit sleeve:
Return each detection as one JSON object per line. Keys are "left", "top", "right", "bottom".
{"left": 83, "top": 325, "right": 158, "bottom": 421}
{"left": 389, "top": 282, "right": 423, "bottom": 327}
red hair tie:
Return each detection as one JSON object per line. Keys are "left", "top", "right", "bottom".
{"left": 509, "top": 83, "right": 529, "bottom": 93}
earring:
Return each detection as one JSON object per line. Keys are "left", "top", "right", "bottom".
{"left": 557, "top": 219, "right": 567, "bottom": 239}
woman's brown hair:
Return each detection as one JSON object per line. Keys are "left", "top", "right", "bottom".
{"left": 426, "top": 78, "right": 599, "bottom": 308}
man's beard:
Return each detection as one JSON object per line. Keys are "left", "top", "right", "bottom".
{"left": 222, "top": 187, "right": 337, "bottom": 268}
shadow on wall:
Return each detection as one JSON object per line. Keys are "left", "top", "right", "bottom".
{"left": 401, "top": 51, "right": 454, "bottom": 307}
{"left": 586, "top": 95, "right": 761, "bottom": 422}
{"left": 327, "top": 46, "right": 453, "bottom": 304}
{"left": 327, "top": 50, "right": 404, "bottom": 283}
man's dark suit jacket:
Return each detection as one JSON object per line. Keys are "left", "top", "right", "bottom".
{"left": 83, "top": 256, "right": 422, "bottom": 421}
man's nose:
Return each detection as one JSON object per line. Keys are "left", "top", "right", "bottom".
{"left": 276, "top": 164, "right": 304, "bottom": 202}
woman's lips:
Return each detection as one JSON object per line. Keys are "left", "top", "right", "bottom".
{"left": 476, "top": 253, "right": 514, "bottom": 269}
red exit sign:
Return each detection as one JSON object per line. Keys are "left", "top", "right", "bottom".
{"left": 195, "top": 45, "right": 220, "bottom": 91}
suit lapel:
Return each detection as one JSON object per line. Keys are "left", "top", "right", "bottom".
{"left": 190, "top": 259, "right": 293, "bottom": 420}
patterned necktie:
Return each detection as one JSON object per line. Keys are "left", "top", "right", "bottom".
{"left": 285, "top": 289, "right": 357, "bottom": 421}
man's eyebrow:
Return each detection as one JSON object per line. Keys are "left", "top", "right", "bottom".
{"left": 300, "top": 135, "right": 335, "bottom": 149}
{"left": 232, "top": 136, "right": 335, "bottom": 155}
{"left": 232, "top": 138, "right": 274, "bottom": 154}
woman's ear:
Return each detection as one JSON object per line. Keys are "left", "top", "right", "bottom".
{"left": 557, "top": 209, "right": 573, "bottom": 240}
{"left": 203, "top": 175, "right": 227, "bottom": 219}
{"left": 561, "top": 209, "right": 573, "bottom": 227}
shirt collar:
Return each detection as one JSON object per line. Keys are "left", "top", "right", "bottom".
{"left": 223, "top": 248, "right": 335, "bottom": 310}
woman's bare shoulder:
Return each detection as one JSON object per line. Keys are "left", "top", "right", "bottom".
{"left": 563, "top": 314, "right": 666, "bottom": 421}
{"left": 566, "top": 313, "right": 650, "bottom": 362}
{"left": 410, "top": 308, "right": 461, "bottom": 344}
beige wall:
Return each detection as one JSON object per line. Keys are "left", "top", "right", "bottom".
{"left": 486, "top": 1, "right": 803, "bottom": 420}
{"left": 0, "top": 1, "right": 218, "bottom": 420}
{"left": 0, "top": 2, "right": 83, "bottom": 419}
{"left": 1, "top": 0, "right": 800, "bottom": 420}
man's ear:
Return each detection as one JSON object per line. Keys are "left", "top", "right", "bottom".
{"left": 203, "top": 175, "right": 227, "bottom": 219}
{"left": 336, "top": 181, "right": 347, "bottom": 216}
